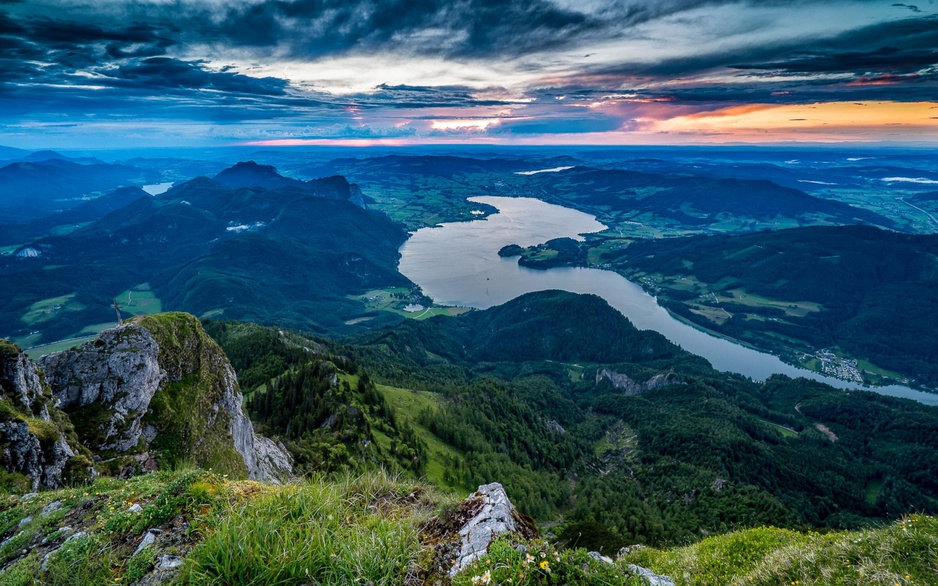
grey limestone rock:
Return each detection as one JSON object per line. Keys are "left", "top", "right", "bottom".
{"left": 627, "top": 564, "right": 676, "bottom": 586}
{"left": 134, "top": 530, "right": 157, "bottom": 556}
{"left": 449, "top": 482, "right": 535, "bottom": 576}
{"left": 588, "top": 551, "right": 614, "bottom": 565}
{"left": 157, "top": 555, "right": 184, "bottom": 570}
{"left": 2, "top": 351, "right": 51, "bottom": 417}
{"left": 595, "top": 369, "right": 683, "bottom": 396}
{"left": 41, "top": 325, "right": 163, "bottom": 452}
{"left": 0, "top": 346, "right": 78, "bottom": 489}
{"left": 40, "top": 500, "right": 62, "bottom": 516}
{"left": 40, "top": 317, "right": 293, "bottom": 483}
{"left": 252, "top": 434, "right": 294, "bottom": 484}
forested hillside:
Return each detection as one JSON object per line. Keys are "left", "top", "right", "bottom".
{"left": 607, "top": 225, "right": 938, "bottom": 387}
{"left": 0, "top": 163, "right": 415, "bottom": 349}
{"left": 209, "top": 291, "right": 938, "bottom": 546}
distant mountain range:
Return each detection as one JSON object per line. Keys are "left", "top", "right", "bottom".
{"left": 521, "top": 166, "right": 896, "bottom": 229}
{"left": 304, "top": 154, "right": 898, "bottom": 232}
{"left": 0, "top": 186, "right": 150, "bottom": 246}
{"left": 0, "top": 162, "right": 410, "bottom": 345}
{"left": 0, "top": 156, "right": 158, "bottom": 223}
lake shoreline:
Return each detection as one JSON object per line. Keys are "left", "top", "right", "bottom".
{"left": 398, "top": 195, "right": 938, "bottom": 405}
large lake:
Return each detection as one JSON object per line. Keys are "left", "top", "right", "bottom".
{"left": 399, "top": 196, "right": 938, "bottom": 406}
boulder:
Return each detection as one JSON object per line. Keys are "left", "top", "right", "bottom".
{"left": 448, "top": 483, "right": 537, "bottom": 576}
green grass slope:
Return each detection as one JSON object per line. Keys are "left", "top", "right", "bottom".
{"left": 208, "top": 292, "right": 938, "bottom": 545}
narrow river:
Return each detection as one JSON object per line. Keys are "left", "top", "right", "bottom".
{"left": 398, "top": 196, "right": 938, "bottom": 406}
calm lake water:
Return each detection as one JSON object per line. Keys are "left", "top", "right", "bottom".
{"left": 399, "top": 196, "right": 938, "bottom": 406}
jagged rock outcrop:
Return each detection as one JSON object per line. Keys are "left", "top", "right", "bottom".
{"left": 40, "top": 326, "right": 162, "bottom": 452}
{"left": 448, "top": 483, "right": 537, "bottom": 576}
{"left": 40, "top": 313, "right": 292, "bottom": 483}
{"left": 253, "top": 435, "right": 294, "bottom": 484}
{"left": 0, "top": 341, "right": 87, "bottom": 490}
{"left": 348, "top": 184, "right": 366, "bottom": 208}
{"left": 595, "top": 369, "right": 683, "bottom": 396}
{"left": 625, "top": 563, "right": 676, "bottom": 586}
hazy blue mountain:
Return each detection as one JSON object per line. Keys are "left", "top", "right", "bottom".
{"left": 0, "top": 186, "right": 150, "bottom": 245}
{"left": 524, "top": 166, "right": 896, "bottom": 229}
{"left": 0, "top": 158, "right": 156, "bottom": 223}
{"left": 0, "top": 145, "right": 29, "bottom": 160}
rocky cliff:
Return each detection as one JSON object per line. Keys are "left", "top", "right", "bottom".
{"left": 33, "top": 313, "right": 291, "bottom": 484}
{"left": 595, "top": 369, "right": 683, "bottom": 396}
{"left": 0, "top": 340, "right": 89, "bottom": 490}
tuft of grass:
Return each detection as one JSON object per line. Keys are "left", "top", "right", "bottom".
{"left": 0, "top": 339, "right": 20, "bottom": 360}
{"left": 0, "top": 470, "right": 231, "bottom": 585}
{"left": 622, "top": 526, "right": 811, "bottom": 586}
{"left": 121, "top": 545, "right": 157, "bottom": 585}
{"left": 42, "top": 533, "right": 119, "bottom": 585}
{"left": 183, "top": 472, "right": 446, "bottom": 586}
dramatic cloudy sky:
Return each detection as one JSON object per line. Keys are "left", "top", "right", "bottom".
{"left": 2, "top": 0, "right": 937, "bottom": 147}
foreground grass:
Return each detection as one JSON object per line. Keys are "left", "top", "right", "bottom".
{"left": 620, "top": 516, "right": 938, "bottom": 586}
{"left": 1, "top": 469, "right": 936, "bottom": 585}
{"left": 184, "top": 473, "right": 445, "bottom": 585}
{"left": 0, "top": 470, "right": 453, "bottom": 586}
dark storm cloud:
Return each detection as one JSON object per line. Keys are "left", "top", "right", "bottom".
{"left": 2, "top": 0, "right": 608, "bottom": 60}
{"left": 200, "top": 0, "right": 896, "bottom": 59}
{"left": 0, "top": 4, "right": 287, "bottom": 103}
{"left": 109, "top": 58, "right": 288, "bottom": 96}
{"left": 368, "top": 84, "right": 510, "bottom": 108}
{"left": 5, "top": 0, "right": 887, "bottom": 62}
{"left": 544, "top": 13, "right": 938, "bottom": 105}
{"left": 732, "top": 17, "right": 938, "bottom": 76}
{"left": 209, "top": 0, "right": 604, "bottom": 58}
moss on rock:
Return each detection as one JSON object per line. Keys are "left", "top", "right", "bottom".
{"left": 136, "top": 313, "right": 250, "bottom": 478}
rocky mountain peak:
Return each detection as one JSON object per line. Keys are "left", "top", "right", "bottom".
{"left": 213, "top": 160, "right": 297, "bottom": 190}
{"left": 27, "top": 312, "right": 292, "bottom": 485}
